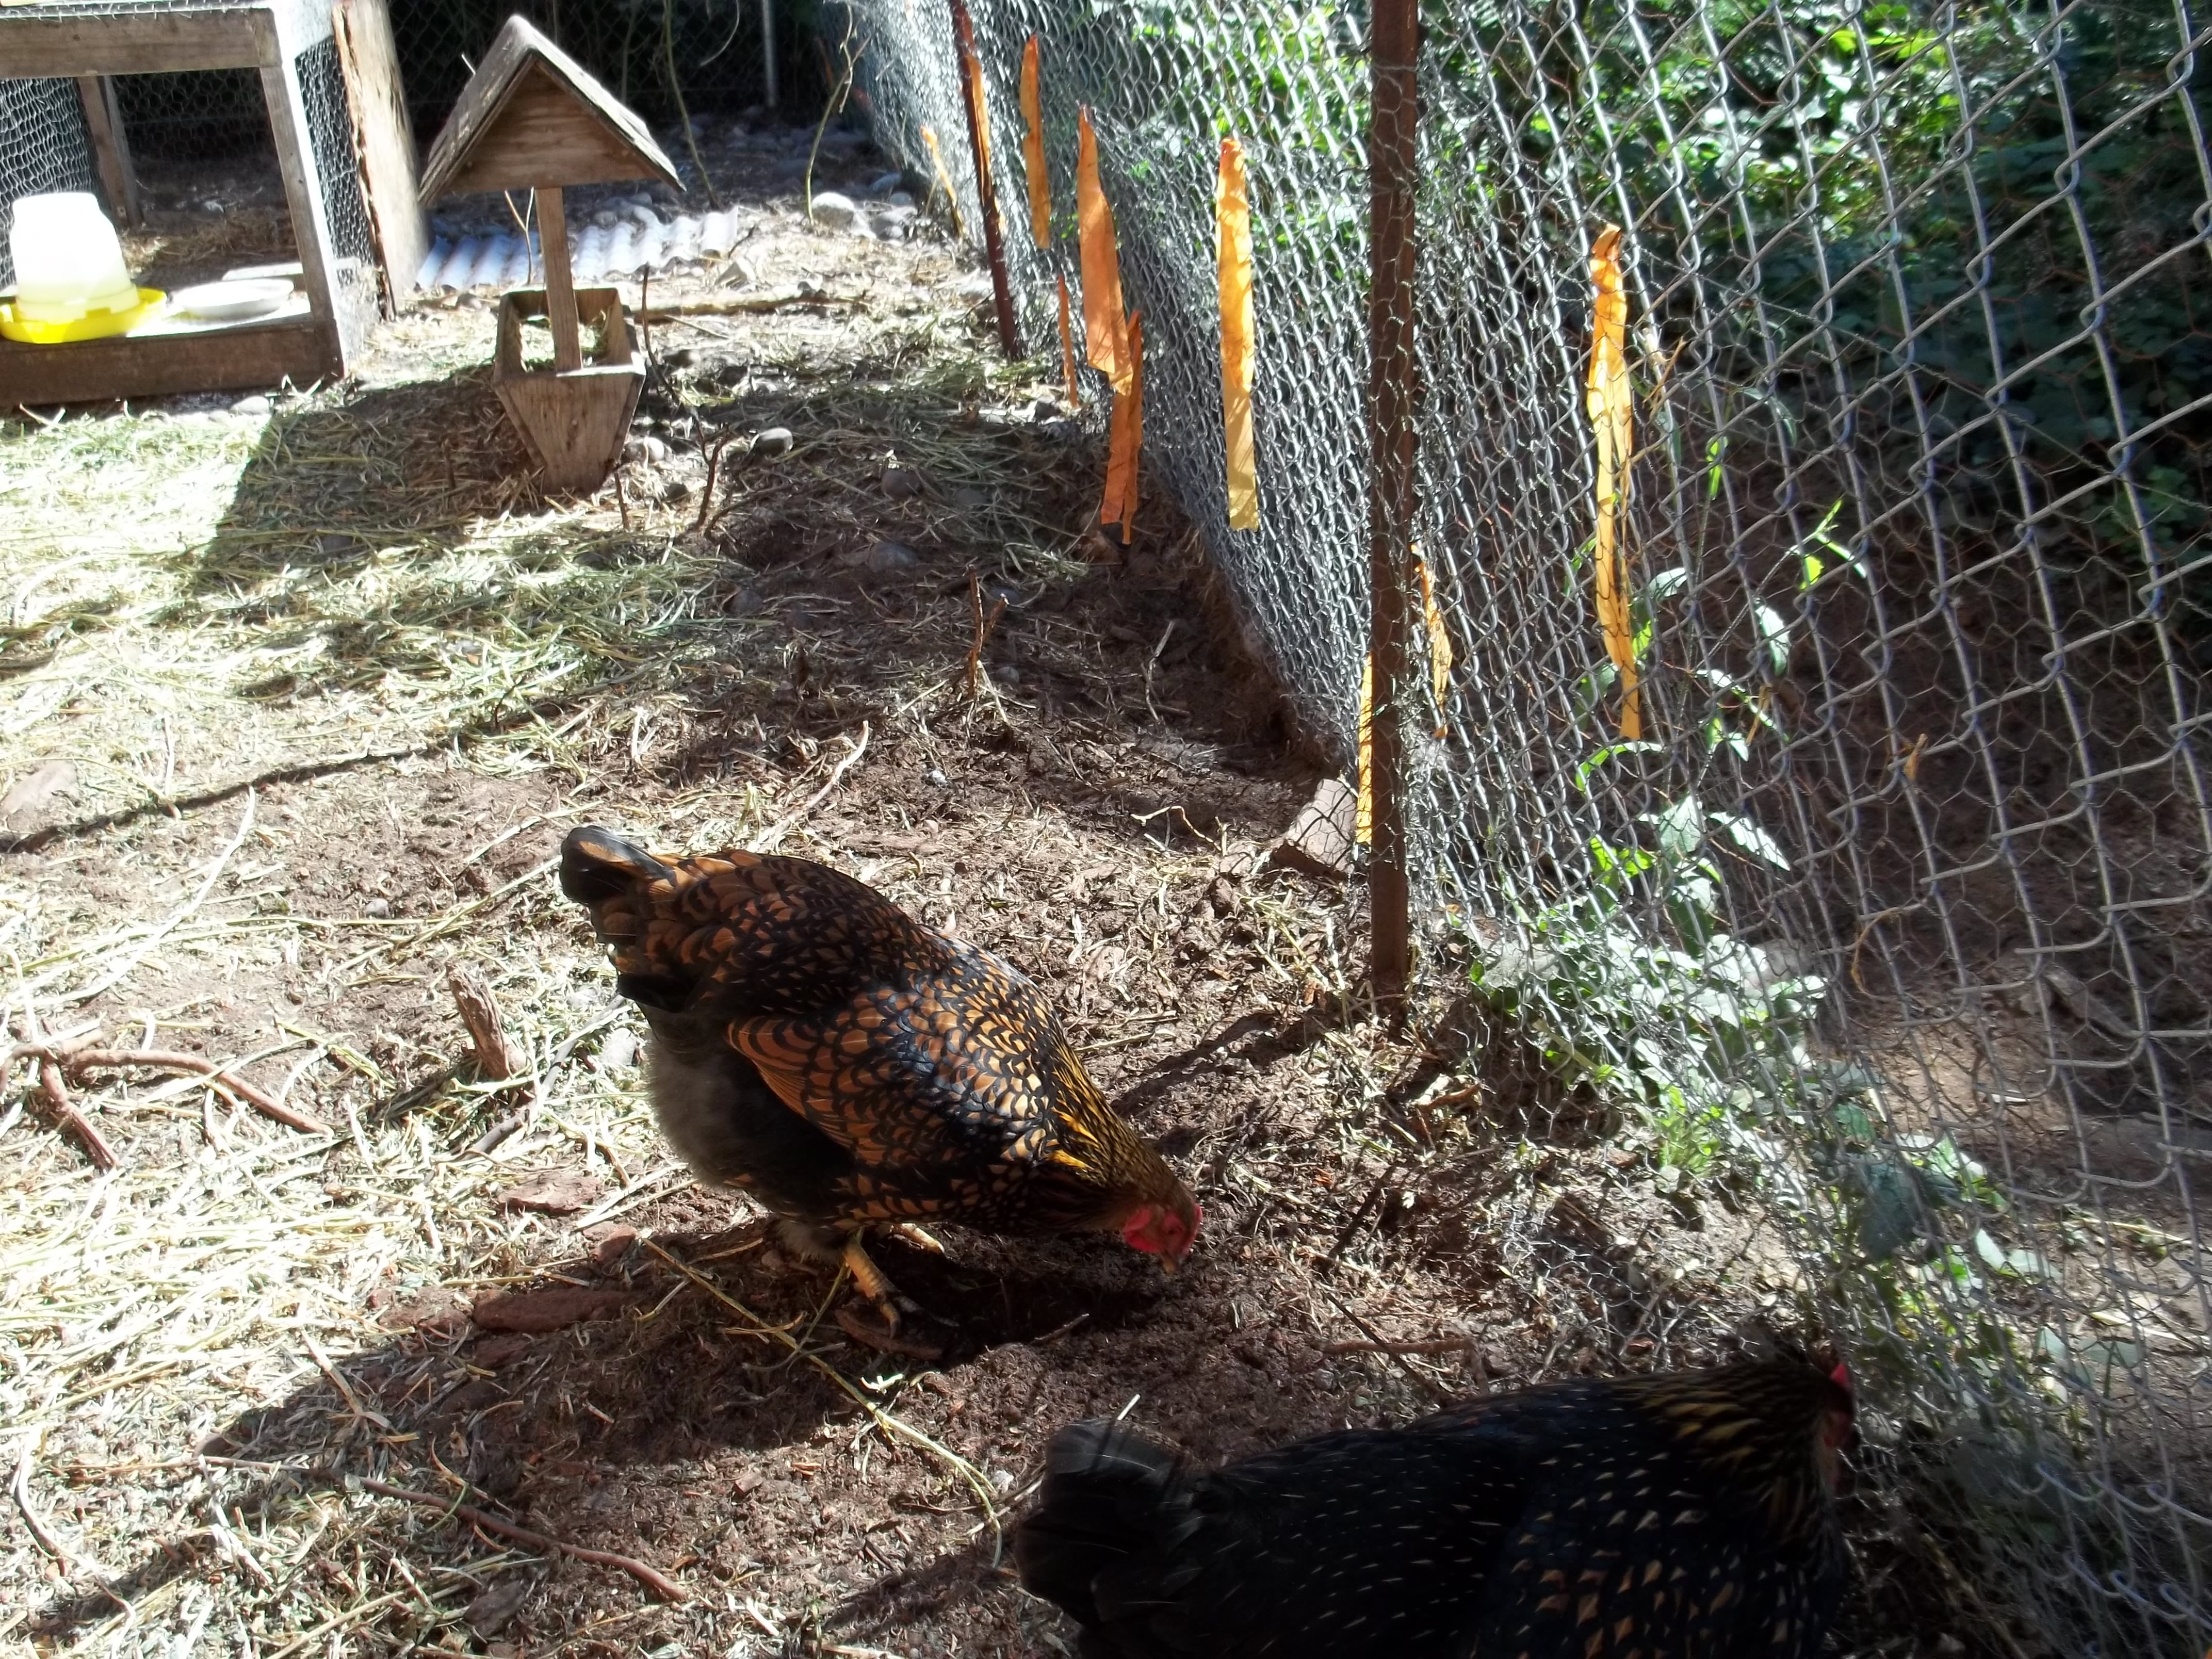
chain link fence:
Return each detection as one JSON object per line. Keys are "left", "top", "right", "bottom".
{"left": 3, "top": 0, "right": 810, "bottom": 279}
{"left": 837, "top": 0, "right": 2211, "bottom": 1653}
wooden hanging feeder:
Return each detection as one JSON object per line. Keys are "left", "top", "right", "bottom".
{"left": 417, "top": 15, "right": 681, "bottom": 492}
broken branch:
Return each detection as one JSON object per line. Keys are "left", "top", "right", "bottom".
{"left": 11, "top": 1045, "right": 331, "bottom": 1135}
{"left": 354, "top": 1477, "right": 689, "bottom": 1602}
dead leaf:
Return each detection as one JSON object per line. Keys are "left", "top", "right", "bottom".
{"left": 495, "top": 1168, "right": 605, "bottom": 1215}
{"left": 1, "top": 759, "right": 76, "bottom": 827}
{"left": 471, "top": 1287, "right": 635, "bottom": 1333}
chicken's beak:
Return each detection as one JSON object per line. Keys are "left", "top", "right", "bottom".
{"left": 1157, "top": 1254, "right": 1177, "bottom": 1276}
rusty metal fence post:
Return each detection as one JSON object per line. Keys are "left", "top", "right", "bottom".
{"left": 1364, "top": 0, "right": 1419, "bottom": 1012}
{"left": 949, "top": 0, "right": 1020, "bottom": 360}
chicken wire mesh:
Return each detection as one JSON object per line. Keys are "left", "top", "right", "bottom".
{"left": 0, "top": 76, "right": 96, "bottom": 289}
{"left": 384, "top": 0, "right": 792, "bottom": 143}
{"left": 838, "top": 0, "right": 2211, "bottom": 1653}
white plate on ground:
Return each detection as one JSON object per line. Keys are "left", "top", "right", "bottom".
{"left": 171, "top": 278, "right": 296, "bottom": 322}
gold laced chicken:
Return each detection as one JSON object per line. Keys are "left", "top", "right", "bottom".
{"left": 559, "top": 826, "right": 1200, "bottom": 1343}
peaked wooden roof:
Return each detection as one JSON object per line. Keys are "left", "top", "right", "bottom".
{"left": 418, "top": 15, "right": 682, "bottom": 201}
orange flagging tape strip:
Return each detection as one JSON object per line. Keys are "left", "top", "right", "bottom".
{"left": 1417, "top": 555, "right": 1453, "bottom": 738}
{"left": 1020, "top": 36, "right": 1050, "bottom": 250}
{"left": 1216, "top": 136, "right": 1258, "bottom": 530}
{"left": 1356, "top": 652, "right": 1374, "bottom": 845}
{"left": 1076, "top": 108, "right": 1127, "bottom": 386}
{"left": 920, "top": 126, "right": 964, "bottom": 238}
{"left": 1100, "top": 311, "right": 1144, "bottom": 541}
{"left": 1587, "top": 223, "right": 1639, "bottom": 739}
{"left": 1056, "top": 272, "right": 1081, "bottom": 408}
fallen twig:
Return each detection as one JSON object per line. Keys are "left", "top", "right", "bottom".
{"left": 965, "top": 571, "right": 1006, "bottom": 700}
{"left": 9, "top": 1007, "right": 116, "bottom": 1168}
{"left": 642, "top": 1239, "right": 1004, "bottom": 1552}
{"left": 693, "top": 424, "right": 749, "bottom": 536}
{"left": 12, "top": 1044, "right": 331, "bottom": 1135}
{"left": 12, "top": 1429, "right": 125, "bottom": 1608}
{"left": 755, "top": 722, "right": 871, "bottom": 852}
{"left": 354, "top": 1477, "right": 689, "bottom": 1602}
{"left": 1321, "top": 1336, "right": 1473, "bottom": 1358}
{"left": 637, "top": 291, "right": 865, "bottom": 321}
{"left": 1319, "top": 1285, "right": 1455, "bottom": 1406}
{"left": 66, "top": 789, "right": 254, "bottom": 1006}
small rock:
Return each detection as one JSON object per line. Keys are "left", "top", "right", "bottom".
{"left": 869, "top": 212, "right": 910, "bottom": 242}
{"left": 1271, "top": 776, "right": 1359, "bottom": 879}
{"left": 363, "top": 895, "right": 393, "bottom": 918}
{"left": 623, "top": 433, "right": 670, "bottom": 465}
{"left": 470, "top": 1332, "right": 533, "bottom": 1368}
{"left": 865, "top": 171, "right": 903, "bottom": 196}
{"left": 472, "top": 1287, "right": 635, "bottom": 1333}
{"left": 317, "top": 531, "right": 352, "bottom": 556}
{"left": 592, "top": 1225, "right": 638, "bottom": 1265}
{"left": 0, "top": 759, "right": 76, "bottom": 829}
{"left": 881, "top": 467, "right": 924, "bottom": 499}
{"left": 888, "top": 190, "right": 916, "bottom": 208}
{"left": 657, "top": 477, "right": 691, "bottom": 505}
{"left": 466, "top": 1579, "right": 531, "bottom": 1638}
{"left": 809, "top": 191, "right": 861, "bottom": 231}
{"left": 230, "top": 394, "right": 271, "bottom": 416}
{"left": 858, "top": 540, "right": 920, "bottom": 574}
{"left": 751, "top": 427, "right": 793, "bottom": 458}
{"left": 496, "top": 1168, "right": 605, "bottom": 1215}
{"left": 926, "top": 767, "right": 949, "bottom": 788}
{"left": 377, "top": 1287, "right": 469, "bottom": 1337}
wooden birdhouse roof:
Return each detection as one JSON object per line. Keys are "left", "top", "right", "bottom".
{"left": 418, "top": 15, "right": 682, "bottom": 202}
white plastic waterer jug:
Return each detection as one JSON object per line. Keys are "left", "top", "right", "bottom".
{"left": 9, "top": 191, "right": 140, "bottom": 324}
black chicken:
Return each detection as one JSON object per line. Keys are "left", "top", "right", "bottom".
{"left": 1016, "top": 1355, "right": 1854, "bottom": 1658}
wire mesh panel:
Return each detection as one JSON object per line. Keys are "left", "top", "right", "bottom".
{"left": 0, "top": 77, "right": 96, "bottom": 288}
{"left": 297, "top": 35, "right": 381, "bottom": 353}
{"left": 386, "top": 0, "right": 788, "bottom": 143}
{"left": 838, "top": 0, "right": 2212, "bottom": 1652}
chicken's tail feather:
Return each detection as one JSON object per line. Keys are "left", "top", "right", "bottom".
{"left": 560, "top": 826, "right": 675, "bottom": 907}
{"left": 1016, "top": 1421, "right": 1184, "bottom": 1642}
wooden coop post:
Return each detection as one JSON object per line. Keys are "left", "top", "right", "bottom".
{"left": 74, "top": 75, "right": 140, "bottom": 227}
{"left": 1364, "top": 0, "right": 1420, "bottom": 1015}
{"left": 0, "top": 0, "right": 405, "bottom": 404}
{"left": 534, "top": 187, "right": 583, "bottom": 372}
{"left": 251, "top": 5, "right": 344, "bottom": 375}
{"left": 417, "top": 15, "right": 684, "bottom": 493}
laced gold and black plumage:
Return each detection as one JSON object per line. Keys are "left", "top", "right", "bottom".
{"left": 559, "top": 826, "right": 1196, "bottom": 1340}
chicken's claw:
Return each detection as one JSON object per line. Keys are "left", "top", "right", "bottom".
{"left": 890, "top": 1223, "right": 948, "bottom": 1256}
{"left": 835, "top": 1234, "right": 949, "bottom": 1357}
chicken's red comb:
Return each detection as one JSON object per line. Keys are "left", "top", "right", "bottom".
{"left": 1830, "top": 1360, "right": 1854, "bottom": 1392}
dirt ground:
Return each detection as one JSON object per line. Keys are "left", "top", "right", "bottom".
{"left": 1, "top": 122, "right": 1987, "bottom": 1659}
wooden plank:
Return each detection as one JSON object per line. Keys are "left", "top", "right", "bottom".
{"left": 491, "top": 287, "right": 639, "bottom": 492}
{"left": 0, "top": 13, "right": 261, "bottom": 76}
{"left": 331, "top": 0, "right": 426, "bottom": 311}
{"left": 536, "top": 187, "right": 582, "bottom": 372}
{"left": 252, "top": 6, "right": 350, "bottom": 379}
{"left": 1, "top": 319, "right": 327, "bottom": 408}
{"left": 417, "top": 15, "right": 679, "bottom": 201}
{"left": 1364, "top": 0, "right": 1420, "bottom": 1014}
{"left": 75, "top": 76, "right": 141, "bottom": 228}
{"left": 435, "top": 64, "right": 678, "bottom": 195}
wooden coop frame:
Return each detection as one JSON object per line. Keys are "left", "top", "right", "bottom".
{"left": 0, "top": 0, "right": 426, "bottom": 406}
{"left": 417, "top": 15, "right": 681, "bottom": 493}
